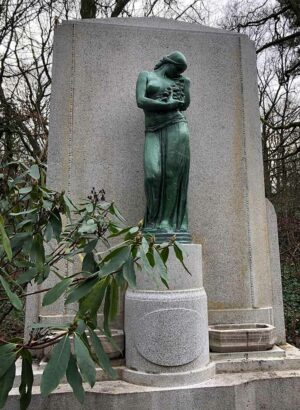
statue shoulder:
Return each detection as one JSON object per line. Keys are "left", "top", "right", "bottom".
{"left": 138, "top": 71, "right": 150, "bottom": 80}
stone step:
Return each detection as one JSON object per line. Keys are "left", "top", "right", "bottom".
{"left": 13, "top": 359, "right": 125, "bottom": 388}
{"left": 32, "top": 329, "right": 124, "bottom": 361}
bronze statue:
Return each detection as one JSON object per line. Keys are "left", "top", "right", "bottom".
{"left": 136, "top": 51, "right": 191, "bottom": 243}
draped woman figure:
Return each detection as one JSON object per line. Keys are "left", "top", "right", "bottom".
{"left": 136, "top": 51, "right": 191, "bottom": 243}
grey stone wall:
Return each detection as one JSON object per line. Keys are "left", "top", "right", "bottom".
{"left": 45, "top": 17, "right": 284, "bottom": 337}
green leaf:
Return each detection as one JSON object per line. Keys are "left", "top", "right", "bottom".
{"left": 17, "top": 268, "right": 37, "bottom": 285}
{"left": 173, "top": 245, "right": 182, "bottom": 264}
{"left": 146, "top": 250, "right": 155, "bottom": 267}
{"left": 109, "top": 278, "right": 119, "bottom": 321}
{"left": 49, "top": 210, "right": 62, "bottom": 241}
{"left": 40, "top": 335, "right": 71, "bottom": 397}
{"left": 30, "top": 234, "right": 45, "bottom": 269}
{"left": 122, "top": 256, "right": 136, "bottom": 288}
{"left": 129, "top": 226, "right": 139, "bottom": 234}
{"left": 103, "top": 284, "right": 111, "bottom": 335}
{"left": 0, "top": 343, "right": 16, "bottom": 355}
{"left": 100, "top": 246, "right": 130, "bottom": 275}
{"left": 83, "top": 239, "right": 98, "bottom": 253}
{"left": 11, "top": 232, "right": 32, "bottom": 253}
{"left": 82, "top": 253, "right": 97, "bottom": 274}
{"left": 28, "top": 164, "right": 40, "bottom": 180}
{"left": 160, "top": 247, "right": 169, "bottom": 264}
{"left": 16, "top": 220, "right": 33, "bottom": 230}
{"left": 78, "top": 222, "right": 97, "bottom": 234}
{"left": 78, "top": 279, "right": 107, "bottom": 325}
{"left": 174, "top": 242, "right": 191, "bottom": 275}
{"left": 44, "top": 222, "right": 53, "bottom": 242}
{"left": 66, "top": 354, "right": 85, "bottom": 404}
{"left": 0, "top": 362, "right": 16, "bottom": 408}
{"left": 65, "top": 276, "right": 98, "bottom": 305}
{"left": 161, "top": 277, "right": 169, "bottom": 289}
{"left": 115, "top": 270, "right": 126, "bottom": 287}
{"left": 42, "top": 278, "right": 73, "bottom": 306}
{"left": 174, "top": 240, "right": 187, "bottom": 255}
{"left": 74, "top": 334, "right": 96, "bottom": 388}
{"left": 19, "top": 350, "right": 33, "bottom": 410}
{"left": 36, "top": 265, "right": 50, "bottom": 284}
{"left": 63, "top": 195, "right": 77, "bottom": 211}
{"left": 88, "top": 328, "right": 117, "bottom": 379}
{"left": 0, "top": 276, "right": 23, "bottom": 311}
{"left": 108, "top": 227, "right": 131, "bottom": 238}
{"left": 19, "top": 187, "right": 32, "bottom": 195}
{"left": 85, "top": 203, "right": 93, "bottom": 213}
{"left": 101, "top": 328, "right": 123, "bottom": 354}
{"left": 0, "top": 215, "right": 12, "bottom": 261}
{"left": 139, "top": 247, "right": 154, "bottom": 276}
{"left": 141, "top": 237, "right": 149, "bottom": 254}
{"left": 153, "top": 248, "right": 168, "bottom": 281}
{"left": 76, "top": 319, "right": 86, "bottom": 335}
{"left": 101, "top": 244, "right": 128, "bottom": 263}
{"left": 0, "top": 344, "right": 17, "bottom": 378}
{"left": 109, "top": 203, "right": 126, "bottom": 223}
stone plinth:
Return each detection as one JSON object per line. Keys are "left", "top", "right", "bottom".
{"left": 41, "top": 17, "right": 284, "bottom": 341}
{"left": 123, "top": 244, "right": 215, "bottom": 386}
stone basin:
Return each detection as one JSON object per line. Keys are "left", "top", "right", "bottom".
{"left": 209, "top": 323, "right": 276, "bottom": 353}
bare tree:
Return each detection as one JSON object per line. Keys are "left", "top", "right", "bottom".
{"left": 0, "top": 0, "right": 69, "bottom": 163}
{"left": 0, "top": 0, "right": 211, "bottom": 168}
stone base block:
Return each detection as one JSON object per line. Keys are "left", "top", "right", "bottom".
{"left": 122, "top": 363, "right": 215, "bottom": 387}
{"left": 124, "top": 243, "right": 213, "bottom": 386}
{"left": 125, "top": 288, "right": 210, "bottom": 375}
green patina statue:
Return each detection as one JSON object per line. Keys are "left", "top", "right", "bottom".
{"left": 136, "top": 51, "right": 191, "bottom": 243}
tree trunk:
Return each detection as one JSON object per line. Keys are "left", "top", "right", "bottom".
{"left": 80, "top": 0, "right": 96, "bottom": 19}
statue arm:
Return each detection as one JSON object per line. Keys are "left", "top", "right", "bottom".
{"left": 136, "top": 71, "right": 180, "bottom": 112}
{"left": 180, "top": 77, "right": 190, "bottom": 111}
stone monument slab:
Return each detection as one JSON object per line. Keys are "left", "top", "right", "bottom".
{"left": 41, "top": 17, "right": 284, "bottom": 340}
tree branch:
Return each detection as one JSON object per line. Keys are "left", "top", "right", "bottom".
{"left": 256, "top": 30, "right": 300, "bottom": 53}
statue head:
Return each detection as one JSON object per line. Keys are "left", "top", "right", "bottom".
{"left": 154, "top": 51, "right": 187, "bottom": 78}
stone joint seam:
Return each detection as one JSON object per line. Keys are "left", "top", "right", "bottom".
{"left": 64, "top": 23, "right": 76, "bottom": 305}
{"left": 239, "top": 36, "right": 255, "bottom": 308}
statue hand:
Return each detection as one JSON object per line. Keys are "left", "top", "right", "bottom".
{"left": 168, "top": 97, "right": 182, "bottom": 110}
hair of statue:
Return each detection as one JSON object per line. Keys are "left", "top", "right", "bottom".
{"left": 154, "top": 56, "right": 187, "bottom": 71}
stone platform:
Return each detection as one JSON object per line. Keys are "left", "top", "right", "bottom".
{"left": 6, "top": 345, "right": 300, "bottom": 410}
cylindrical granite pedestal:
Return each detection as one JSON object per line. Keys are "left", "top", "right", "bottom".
{"left": 123, "top": 244, "right": 215, "bottom": 387}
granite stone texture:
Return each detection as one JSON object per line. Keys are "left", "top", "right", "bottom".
{"left": 42, "top": 17, "right": 284, "bottom": 337}
{"left": 5, "top": 370, "right": 300, "bottom": 410}
{"left": 209, "top": 323, "right": 276, "bottom": 352}
{"left": 124, "top": 244, "right": 213, "bottom": 386}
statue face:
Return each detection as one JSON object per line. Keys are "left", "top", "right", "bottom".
{"left": 165, "top": 63, "right": 186, "bottom": 78}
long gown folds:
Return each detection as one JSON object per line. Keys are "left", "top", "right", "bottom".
{"left": 143, "top": 106, "right": 190, "bottom": 234}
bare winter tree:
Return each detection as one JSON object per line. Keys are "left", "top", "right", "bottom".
{"left": 0, "top": 0, "right": 67, "bottom": 163}
{"left": 0, "top": 0, "right": 210, "bottom": 167}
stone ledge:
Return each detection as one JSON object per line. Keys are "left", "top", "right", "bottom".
{"left": 6, "top": 368, "right": 300, "bottom": 410}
